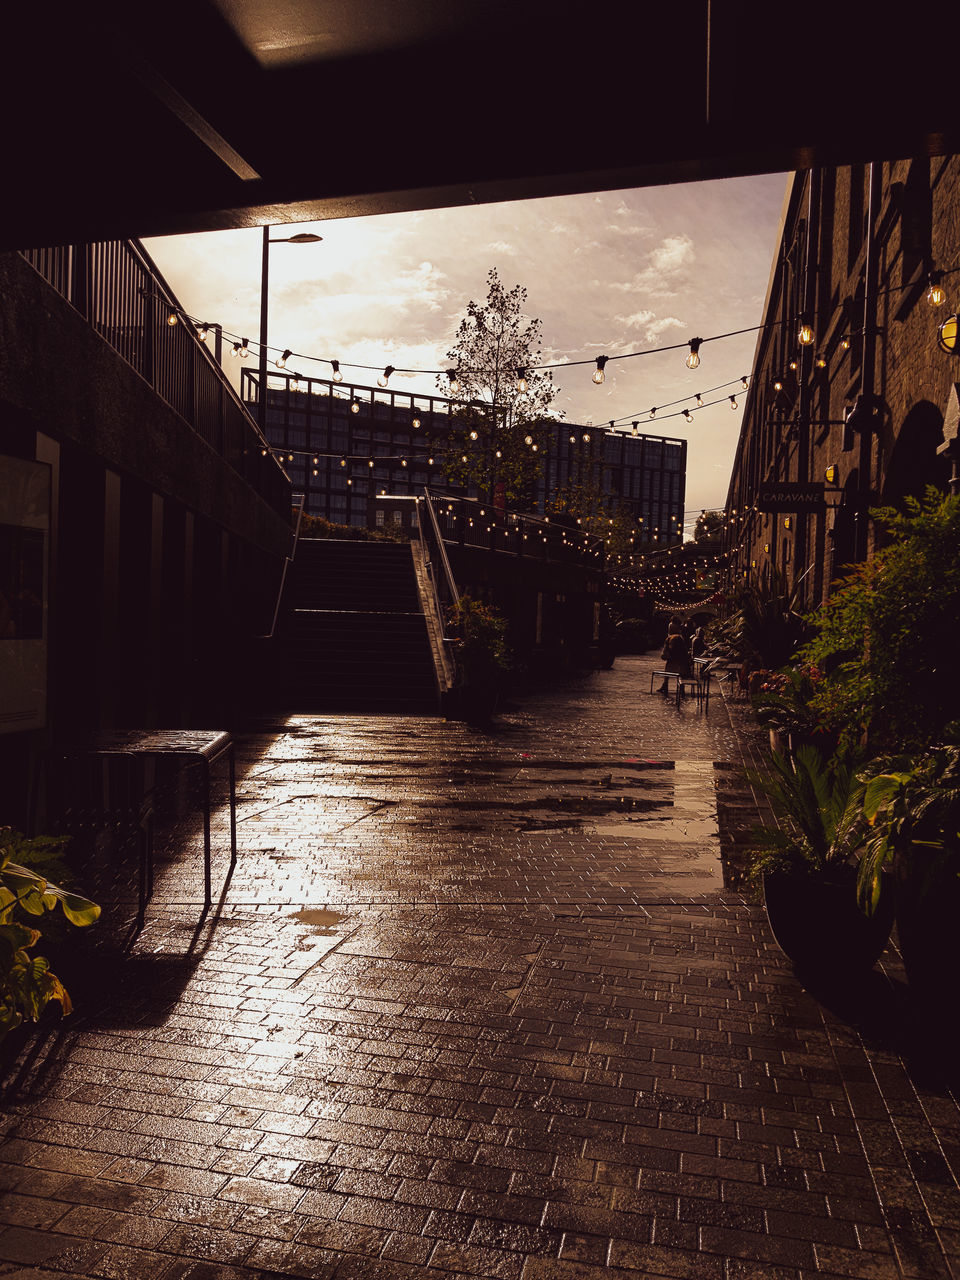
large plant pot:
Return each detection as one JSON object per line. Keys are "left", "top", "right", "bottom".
{"left": 762, "top": 868, "right": 895, "bottom": 976}
{"left": 893, "top": 857, "right": 960, "bottom": 1009}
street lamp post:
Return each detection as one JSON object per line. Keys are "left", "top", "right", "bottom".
{"left": 258, "top": 226, "right": 322, "bottom": 433}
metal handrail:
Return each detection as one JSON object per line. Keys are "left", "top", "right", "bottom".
{"left": 423, "top": 489, "right": 606, "bottom": 567}
{"left": 260, "top": 492, "right": 306, "bottom": 640}
{"left": 20, "top": 239, "right": 290, "bottom": 519}
{"left": 419, "top": 490, "right": 460, "bottom": 616}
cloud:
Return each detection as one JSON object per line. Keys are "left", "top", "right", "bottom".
{"left": 610, "top": 233, "right": 695, "bottom": 297}
{"left": 487, "top": 241, "right": 517, "bottom": 255}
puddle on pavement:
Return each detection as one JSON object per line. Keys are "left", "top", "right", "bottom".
{"left": 290, "top": 907, "right": 344, "bottom": 933}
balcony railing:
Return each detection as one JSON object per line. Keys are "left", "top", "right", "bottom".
{"left": 21, "top": 241, "right": 290, "bottom": 519}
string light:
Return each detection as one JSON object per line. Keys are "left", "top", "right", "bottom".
{"left": 593, "top": 356, "right": 608, "bottom": 385}
{"left": 378, "top": 365, "right": 395, "bottom": 387}
{"left": 631, "top": 421, "right": 639, "bottom": 436}
{"left": 683, "top": 409, "right": 693, "bottom": 423}
{"left": 446, "top": 370, "right": 461, "bottom": 394}
{"left": 516, "top": 367, "right": 529, "bottom": 393}
{"left": 798, "top": 318, "right": 815, "bottom": 346}
{"left": 729, "top": 395, "right": 738, "bottom": 409}
{"left": 167, "top": 311, "right": 178, "bottom": 326}
{"left": 649, "top": 407, "right": 657, "bottom": 419}
{"left": 740, "top": 375, "right": 749, "bottom": 389}
{"left": 351, "top": 400, "right": 360, "bottom": 414}
{"left": 412, "top": 414, "right": 421, "bottom": 429}
{"left": 331, "top": 359, "right": 343, "bottom": 382}
{"left": 695, "top": 393, "right": 703, "bottom": 407}
{"left": 276, "top": 348, "right": 292, "bottom": 369}
{"left": 927, "top": 275, "right": 946, "bottom": 308}
{"left": 685, "top": 338, "right": 702, "bottom": 370}
{"left": 196, "top": 322, "right": 210, "bottom": 340}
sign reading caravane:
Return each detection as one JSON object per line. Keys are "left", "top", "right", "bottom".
{"left": 757, "top": 482, "right": 825, "bottom": 512}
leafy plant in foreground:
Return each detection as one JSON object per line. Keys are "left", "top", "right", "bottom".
{"left": 0, "top": 828, "right": 100, "bottom": 1043}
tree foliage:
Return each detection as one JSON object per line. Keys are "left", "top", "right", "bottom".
{"left": 439, "top": 270, "right": 558, "bottom": 505}
{"left": 799, "top": 488, "right": 960, "bottom": 752}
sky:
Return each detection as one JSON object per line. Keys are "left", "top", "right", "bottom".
{"left": 143, "top": 172, "right": 789, "bottom": 534}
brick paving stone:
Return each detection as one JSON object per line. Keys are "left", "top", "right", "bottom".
{"left": 1, "top": 655, "right": 958, "bottom": 1278}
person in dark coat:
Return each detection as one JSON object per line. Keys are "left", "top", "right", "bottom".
{"left": 657, "top": 621, "right": 692, "bottom": 692}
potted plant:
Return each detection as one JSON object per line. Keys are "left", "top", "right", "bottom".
{"left": 752, "top": 663, "right": 837, "bottom": 759}
{"left": 857, "top": 744, "right": 960, "bottom": 1009}
{"left": 748, "top": 745, "right": 894, "bottom": 976}
{"left": 451, "top": 595, "right": 511, "bottom": 723}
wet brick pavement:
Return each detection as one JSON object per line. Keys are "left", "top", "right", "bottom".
{"left": 1, "top": 654, "right": 959, "bottom": 1280}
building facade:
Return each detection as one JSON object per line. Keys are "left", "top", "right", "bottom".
{"left": 726, "top": 157, "right": 960, "bottom": 606}
{"left": 246, "top": 371, "right": 687, "bottom": 546}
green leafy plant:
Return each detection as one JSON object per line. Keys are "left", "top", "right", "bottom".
{"left": 800, "top": 488, "right": 960, "bottom": 752}
{"left": 747, "top": 745, "right": 867, "bottom": 885}
{"left": 751, "top": 663, "right": 835, "bottom": 748}
{"left": 714, "top": 566, "right": 807, "bottom": 676}
{"left": 0, "top": 827, "right": 100, "bottom": 1042}
{"left": 451, "top": 595, "right": 511, "bottom": 714}
{"left": 857, "top": 744, "right": 960, "bottom": 914}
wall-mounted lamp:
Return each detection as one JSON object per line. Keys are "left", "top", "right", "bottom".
{"left": 825, "top": 464, "right": 838, "bottom": 485}
{"left": 783, "top": 517, "right": 792, "bottom": 531}
{"left": 937, "top": 314, "right": 959, "bottom": 356}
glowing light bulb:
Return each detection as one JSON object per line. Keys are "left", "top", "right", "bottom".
{"left": 927, "top": 278, "right": 946, "bottom": 308}
{"left": 351, "top": 400, "right": 360, "bottom": 414}
{"left": 631, "top": 421, "right": 639, "bottom": 436}
{"left": 231, "top": 342, "right": 241, "bottom": 358}
{"left": 291, "top": 376, "right": 300, "bottom": 390}
{"left": 683, "top": 409, "right": 693, "bottom": 423}
{"left": 331, "top": 360, "right": 343, "bottom": 382}
{"left": 593, "top": 356, "right": 608, "bottom": 384}
{"left": 729, "top": 396, "right": 738, "bottom": 409}
{"left": 239, "top": 339, "right": 249, "bottom": 358}
{"left": 741, "top": 375, "right": 749, "bottom": 389}
{"left": 774, "top": 378, "right": 784, "bottom": 391}
{"left": 412, "top": 415, "right": 421, "bottom": 429}
{"left": 340, "top": 458, "right": 346, "bottom": 467}
{"left": 276, "top": 349, "right": 292, "bottom": 369}
{"left": 167, "top": 312, "right": 178, "bottom": 326}
{"left": 816, "top": 355, "right": 827, "bottom": 369}
{"left": 841, "top": 336, "right": 851, "bottom": 351}
{"left": 569, "top": 435, "right": 577, "bottom": 443}
{"left": 400, "top": 458, "right": 407, "bottom": 467}
{"left": 469, "top": 430, "right": 478, "bottom": 441}
{"left": 798, "top": 320, "right": 815, "bottom": 346}
{"left": 378, "top": 365, "right": 395, "bottom": 388}
{"left": 447, "top": 370, "right": 461, "bottom": 394}
{"left": 524, "top": 435, "right": 534, "bottom": 445}
{"left": 649, "top": 407, "right": 657, "bottom": 419}
{"left": 582, "top": 433, "right": 591, "bottom": 443}
{"left": 196, "top": 323, "right": 209, "bottom": 341}
{"left": 789, "top": 359, "right": 798, "bottom": 372}
{"left": 695, "top": 393, "right": 703, "bottom": 407}
{"left": 516, "top": 367, "right": 529, "bottom": 393}
{"left": 685, "top": 338, "right": 702, "bottom": 370}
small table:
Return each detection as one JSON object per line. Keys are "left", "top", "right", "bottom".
{"left": 51, "top": 730, "right": 236, "bottom": 912}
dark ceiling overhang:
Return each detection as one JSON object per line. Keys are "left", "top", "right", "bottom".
{"left": 3, "top": 0, "right": 955, "bottom": 249}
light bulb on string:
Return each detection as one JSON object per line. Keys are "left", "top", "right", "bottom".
{"left": 649, "top": 407, "right": 657, "bottom": 419}
{"left": 631, "top": 421, "right": 639, "bottom": 436}
{"left": 685, "top": 338, "right": 702, "bottom": 370}
{"left": 516, "top": 367, "right": 529, "bottom": 394}
{"left": 378, "top": 365, "right": 395, "bottom": 388}
{"left": 351, "top": 400, "right": 360, "bottom": 414}
{"left": 683, "top": 409, "right": 693, "bottom": 423}
{"left": 276, "top": 349, "right": 292, "bottom": 369}
{"left": 166, "top": 311, "right": 178, "bottom": 327}
{"left": 741, "top": 375, "right": 749, "bottom": 389}
{"left": 331, "top": 360, "right": 343, "bottom": 382}
{"left": 695, "top": 393, "right": 703, "bottom": 407}
{"left": 412, "top": 414, "right": 421, "bottom": 429}
{"left": 592, "top": 356, "right": 608, "bottom": 385}
{"left": 927, "top": 275, "right": 946, "bottom": 308}
{"left": 446, "top": 370, "right": 461, "bottom": 394}
{"left": 798, "top": 319, "right": 815, "bottom": 346}
{"left": 196, "top": 322, "right": 210, "bottom": 341}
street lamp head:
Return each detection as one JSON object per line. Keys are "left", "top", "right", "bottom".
{"left": 271, "top": 232, "right": 323, "bottom": 244}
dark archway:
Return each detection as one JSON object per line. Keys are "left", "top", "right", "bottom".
{"left": 880, "top": 400, "right": 946, "bottom": 507}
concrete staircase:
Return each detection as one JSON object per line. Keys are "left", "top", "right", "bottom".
{"left": 278, "top": 539, "right": 440, "bottom": 713}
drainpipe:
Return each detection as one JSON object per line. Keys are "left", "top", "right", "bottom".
{"left": 846, "top": 161, "right": 883, "bottom": 560}
{"left": 796, "top": 168, "right": 821, "bottom": 603}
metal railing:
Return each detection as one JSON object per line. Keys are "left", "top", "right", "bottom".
{"left": 422, "top": 491, "right": 606, "bottom": 568}
{"left": 20, "top": 241, "right": 290, "bottom": 519}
